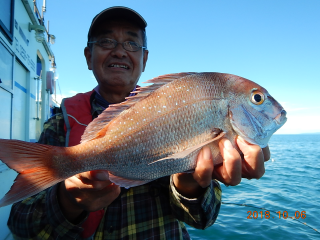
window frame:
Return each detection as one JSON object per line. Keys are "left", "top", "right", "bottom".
{"left": 0, "top": 41, "right": 14, "bottom": 172}
{"left": 0, "top": 0, "right": 15, "bottom": 42}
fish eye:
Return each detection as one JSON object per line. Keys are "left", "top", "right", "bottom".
{"left": 251, "top": 90, "right": 265, "bottom": 105}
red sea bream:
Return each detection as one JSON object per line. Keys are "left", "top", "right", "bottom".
{"left": 0, "top": 72, "right": 287, "bottom": 207}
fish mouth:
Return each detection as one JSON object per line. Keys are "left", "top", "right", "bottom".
{"left": 108, "top": 63, "right": 130, "bottom": 69}
{"left": 274, "top": 110, "right": 287, "bottom": 125}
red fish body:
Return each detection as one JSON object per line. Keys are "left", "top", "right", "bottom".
{"left": 0, "top": 72, "right": 287, "bottom": 207}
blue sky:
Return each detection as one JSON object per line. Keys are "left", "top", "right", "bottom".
{"left": 43, "top": 0, "right": 320, "bottom": 134}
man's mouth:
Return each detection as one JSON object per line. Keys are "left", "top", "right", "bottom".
{"left": 109, "top": 64, "right": 129, "bottom": 69}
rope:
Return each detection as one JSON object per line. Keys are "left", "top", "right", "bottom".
{"left": 67, "top": 114, "right": 88, "bottom": 127}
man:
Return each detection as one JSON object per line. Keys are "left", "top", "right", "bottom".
{"left": 8, "top": 7, "right": 268, "bottom": 239}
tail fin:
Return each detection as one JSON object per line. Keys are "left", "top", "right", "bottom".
{"left": 0, "top": 139, "right": 64, "bottom": 207}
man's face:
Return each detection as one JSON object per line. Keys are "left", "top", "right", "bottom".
{"left": 84, "top": 20, "right": 148, "bottom": 92}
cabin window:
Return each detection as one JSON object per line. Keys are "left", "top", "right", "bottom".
{"left": 0, "top": 42, "right": 13, "bottom": 137}
{"left": 0, "top": 42, "right": 14, "bottom": 90}
{"left": 0, "top": 0, "right": 15, "bottom": 41}
{"left": 0, "top": 42, "right": 13, "bottom": 172}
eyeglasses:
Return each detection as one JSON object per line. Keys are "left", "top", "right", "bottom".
{"left": 88, "top": 38, "right": 146, "bottom": 52}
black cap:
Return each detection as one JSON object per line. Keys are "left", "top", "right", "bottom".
{"left": 87, "top": 6, "right": 147, "bottom": 41}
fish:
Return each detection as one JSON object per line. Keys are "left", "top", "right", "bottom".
{"left": 0, "top": 72, "right": 287, "bottom": 207}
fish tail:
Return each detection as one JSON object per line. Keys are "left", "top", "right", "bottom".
{"left": 0, "top": 139, "right": 64, "bottom": 207}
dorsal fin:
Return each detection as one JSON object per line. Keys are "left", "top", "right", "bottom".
{"left": 143, "top": 72, "right": 196, "bottom": 85}
{"left": 80, "top": 72, "right": 197, "bottom": 143}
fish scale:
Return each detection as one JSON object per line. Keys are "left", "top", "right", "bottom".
{"left": 84, "top": 97, "right": 229, "bottom": 181}
{"left": 0, "top": 72, "right": 287, "bottom": 207}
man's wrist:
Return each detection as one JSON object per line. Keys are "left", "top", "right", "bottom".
{"left": 57, "top": 181, "right": 86, "bottom": 224}
{"left": 171, "top": 174, "right": 207, "bottom": 199}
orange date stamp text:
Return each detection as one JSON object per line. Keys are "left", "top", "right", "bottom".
{"left": 247, "top": 211, "right": 306, "bottom": 219}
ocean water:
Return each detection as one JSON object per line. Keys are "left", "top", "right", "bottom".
{"left": 187, "top": 134, "right": 320, "bottom": 240}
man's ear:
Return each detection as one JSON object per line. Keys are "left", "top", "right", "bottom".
{"left": 142, "top": 50, "right": 149, "bottom": 72}
{"left": 84, "top": 47, "right": 93, "bottom": 70}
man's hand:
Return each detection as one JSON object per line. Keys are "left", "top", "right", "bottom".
{"left": 58, "top": 170, "right": 121, "bottom": 223}
{"left": 172, "top": 136, "right": 270, "bottom": 198}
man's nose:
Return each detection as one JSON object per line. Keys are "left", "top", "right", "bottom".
{"left": 111, "top": 43, "right": 127, "bottom": 58}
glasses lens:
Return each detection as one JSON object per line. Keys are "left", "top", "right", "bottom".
{"left": 123, "top": 41, "right": 141, "bottom": 52}
{"left": 99, "top": 38, "right": 116, "bottom": 49}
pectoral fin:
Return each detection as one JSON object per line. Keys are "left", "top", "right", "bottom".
{"left": 108, "top": 172, "right": 152, "bottom": 189}
{"left": 148, "top": 132, "right": 225, "bottom": 165}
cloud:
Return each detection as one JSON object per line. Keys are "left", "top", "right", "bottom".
{"left": 275, "top": 115, "right": 320, "bottom": 134}
{"left": 51, "top": 90, "right": 78, "bottom": 105}
{"left": 69, "top": 90, "right": 78, "bottom": 95}
{"left": 51, "top": 94, "right": 66, "bottom": 105}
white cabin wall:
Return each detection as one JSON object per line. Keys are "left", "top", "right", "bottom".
{"left": 12, "top": 60, "right": 28, "bottom": 141}
{"left": 0, "top": 0, "right": 56, "bottom": 239}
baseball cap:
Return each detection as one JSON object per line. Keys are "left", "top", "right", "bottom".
{"left": 87, "top": 6, "right": 147, "bottom": 41}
